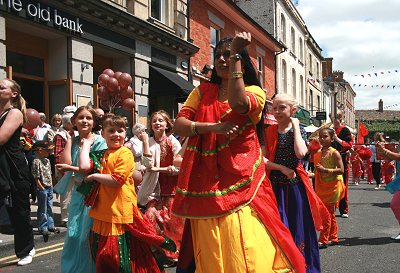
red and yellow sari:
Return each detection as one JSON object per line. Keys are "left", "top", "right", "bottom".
{"left": 173, "top": 83, "right": 306, "bottom": 273}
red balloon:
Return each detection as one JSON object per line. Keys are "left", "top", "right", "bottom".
{"left": 114, "top": 71, "right": 122, "bottom": 81}
{"left": 118, "top": 73, "right": 132, "bottom": 89}
{"left": 122, "top": 98, "right": 135, "bottom": 110}
{"left": 107, "top": 78, "right": 119, "bottom": 93}
{"left": 103, "top": 68, "right": 114, "bottom": 77}
{"left": 120, "top": 86, "right": 133, "bottom": 99}
{"left": 98, "top": 74, "right": 110, "bottom": 87}
{"left": 25, "top": 108, "right": 41, "bottom": 130}
{"left": 97, "top": 86, "right": 107, "bottom": 98}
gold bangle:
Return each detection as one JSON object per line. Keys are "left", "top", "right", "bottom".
{"left": 230, "top": 71, "right": 243, "bottom": 79}
{"left": 191, "top": 122, "right": 198, "bottom": 135}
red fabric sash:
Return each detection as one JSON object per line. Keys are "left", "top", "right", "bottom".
{"left": 172, "top": 83, "right": 264, "bottom": 217}
{"left": 265, "top": 124, "right": 328, "bottom": 231}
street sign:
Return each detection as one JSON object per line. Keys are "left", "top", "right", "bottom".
{"left": 316, "top": 111, "right": 326, "bottom": 120}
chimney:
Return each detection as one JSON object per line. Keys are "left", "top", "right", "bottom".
{"left": 378, "top": 99, "right": 383, "bottom": 112}
{"left": 322, "top": 57, "right": 333, "bottom": 78}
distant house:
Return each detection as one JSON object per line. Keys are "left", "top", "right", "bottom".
{"left": 355, "top": 99, "right": 400, "bottom": 142}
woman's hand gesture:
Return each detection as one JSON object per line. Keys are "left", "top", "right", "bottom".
{"left": 230, "top": 32, "right": 251, "bottom": 54}
{"left": 212, "top": 121, "right": 239, "bottom": 136}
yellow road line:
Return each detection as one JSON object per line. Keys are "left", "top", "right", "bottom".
{"left": 0, "top": 242, "right": 64, "bottom": 263}
{"left": 0, "top": 247, "right": 63, "bottom": 267}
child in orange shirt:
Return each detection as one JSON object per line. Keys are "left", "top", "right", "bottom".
{"left": 381, "top": 159, "right": 395, "bottom": 184}
{"left": 79, "top": 114, "right": 172, "bottom": 273}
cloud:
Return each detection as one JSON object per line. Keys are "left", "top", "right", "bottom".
{"left": 297, "top": 0, "right": 400, "bottom": 110}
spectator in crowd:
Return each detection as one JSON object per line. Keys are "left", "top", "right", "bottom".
{"left": 0, "top": 78, "right": 35, "bottom": 266}
{"left": 33, "top": 112, "right": 51, "bottom": 142}
{"left": 331, "top": 111, "right": 353, "bottom": 218}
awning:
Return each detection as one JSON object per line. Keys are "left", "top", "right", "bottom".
{"left": 149, "top": 66, "right": 194, "bottom": 97}
{"left": 264, "top": 114, "right": 277, "bottom": 125}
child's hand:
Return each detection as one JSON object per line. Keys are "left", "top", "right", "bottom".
{"left": 84, "top": 174, "right": 95, "bottom": 183}
{"left": 290, "top": 117, "right": 300, "bottom": 129}
{"left": 138, "top": 131, "right": 149, "bottom": 142}
{"left": 281, "top": 166, "right": 296, "bottom": 179}
{"left": 80, "top": 137, "right": 93, "bottom": 147}
{"left": 315, "top": 164, "right": 327, "bottom": 173}
{"left": 56, "top": 163, "right": 72, "bottom": 172}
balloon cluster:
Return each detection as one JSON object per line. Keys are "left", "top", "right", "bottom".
{"left": 97, "top": 69, "right": 135, "bottom": 112}
{"left": 24, "top": 108, "right": 41, "bottom": 130}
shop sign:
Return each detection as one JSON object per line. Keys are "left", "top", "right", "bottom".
{"left": 316, "top": 111, "right": 326, "bottom": 121}
{"left": 1, "top": 0, "right": 83, "bottom": 34}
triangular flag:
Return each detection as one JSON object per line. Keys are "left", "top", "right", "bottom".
{"left": 359, "top": 84, "right": 362, "bottom": 87}
{"left": 368, "top": 74, "right": 371, "bottom": 77}
{"left": 395, "top": 70, "right": 398, "bottom": 72}
{"left": 393, "top": 86, "right": 396, "bottom": 89}
{"left": 382, "top": 85, "right": 384, "bottom": 88}
{"left": 375, "top": 73, "right": 378, "bottom": 76}
{"left": 361, "top": 75, "right": 365, "bottom": 78}
{"left": 381, "top": 72, "right": 384, "bottom": 74}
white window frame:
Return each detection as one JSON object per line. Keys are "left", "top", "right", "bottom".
{"left": 151, "top": 0, "right": 168, "bottom": 24}
{"left": 280, "top": 14, "right": 286, "bottom": 44}
{"left": 210, "top": 26, "right": 220, "bottom": 64}
{"left": 282, "top": 59, "right": 287, "bottom": 92}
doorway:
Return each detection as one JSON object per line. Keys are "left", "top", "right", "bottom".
{"left": 12, "top": 77, "right": 45, "bottom": 112}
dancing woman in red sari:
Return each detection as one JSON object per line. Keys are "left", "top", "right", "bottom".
{"left": 173, "top": 32, "right": 306, "bottom": 273}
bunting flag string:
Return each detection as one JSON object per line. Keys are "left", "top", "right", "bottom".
{"left": 351, "top": 84, "right": 400, "bottom": 89}
{"left": 353, "top": 69, "right": 399, "bottom": 78}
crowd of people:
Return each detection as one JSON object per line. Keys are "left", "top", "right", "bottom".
{"left": 0, "top": 31, "right": 399, "bottom": 273}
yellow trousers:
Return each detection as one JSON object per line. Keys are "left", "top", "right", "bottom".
{"left": 190, "top": 205, "right": 293, "bottom": 273}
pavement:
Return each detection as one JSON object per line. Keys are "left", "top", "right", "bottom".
{"left": 0, "top": 195, "right": 67, "bottom": 250}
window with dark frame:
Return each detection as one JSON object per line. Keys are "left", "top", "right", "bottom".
{"left": 210, "top": 26, "right": 220, "bottom": 64}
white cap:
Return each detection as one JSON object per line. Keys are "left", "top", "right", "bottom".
{"left": 63, "top": 105, "right": 77, "bottom": 114}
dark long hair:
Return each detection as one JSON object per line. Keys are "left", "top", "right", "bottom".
{"left": 209, "top": 38, "right": 262, "bottom": 88}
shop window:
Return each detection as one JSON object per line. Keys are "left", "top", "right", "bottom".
{"left": 7, "top": 51, "right": 44, "bottom": 77}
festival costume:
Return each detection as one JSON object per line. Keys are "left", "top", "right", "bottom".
{"left": 332, "top": 126, "right": 353, "bottom": 214}
{"left": 54, "top": 135, "right": 107, "bottom": 273}
{"left": 137, "top": 134, "right": 183, "bottom": 260}
{"left": 173, "top": 83, "right": 306, "bottom": 273}
{"left": 265, "top": 125, "right": 326, "bottom": 273}
{"left": 381, "top": 161, "right": 395, "bottom": 184}
{"left": 80, "top": 146, "right": 175, "bottom": 273}
{"left": 314, "top": 147, "right": 345, "bottom": 245}
{"left": 350, "top": 154, "right": 362, "bottom": 179}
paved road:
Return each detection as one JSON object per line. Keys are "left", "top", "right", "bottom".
{"left": 0, "top": 180, "right": 399, "bottom": 272}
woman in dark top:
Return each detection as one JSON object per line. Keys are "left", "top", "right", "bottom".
{"left": 0, "top": 78, "right": 35, "bottom": 266}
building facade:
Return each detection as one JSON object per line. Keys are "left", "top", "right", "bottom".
{"left": 305, "top": 31, "right": 324, "bottom": 125}
{"left": 0, "top": 0, "right": 198, "bottom": 125}
{"left": 322, "top": 58, "right": 356, "bottom": 130}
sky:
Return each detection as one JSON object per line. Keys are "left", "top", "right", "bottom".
{"left": 296, "top": 0, "right": 400, "bottom": 110}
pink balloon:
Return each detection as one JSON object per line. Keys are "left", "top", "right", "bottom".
{"left": 120, "top": 86, "right": 133, "bottom": 99}
{"left": 118, "top": 73, "right": 132, "bottom": 89}
{"left": 25, "top": 108, "right": 41, "bottom": 130}
{"left": 98, "top": 74, "right": 110, "bottom": 87}
{"left": 122, "top": 98, "right": 135, "bottom": 110}
{"left": 114, "top": 71, "right": 122, "bottom": 81}
{"left": 103, "top": 68, "right": 114, "bottom": 77}
{"left": 107, "top": 77, "right": 119, "bottom": 93}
